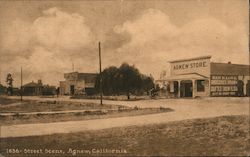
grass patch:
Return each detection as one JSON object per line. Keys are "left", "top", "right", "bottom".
{"left": 0, "top": 96, "right": 28, "bottom": 105}
{"left": 0, "top": 115, "right": 248, "bottom": 156}
{"left": 0, "top": 100, "right": 127, "bottom": 113}
{"left": 0, "top": 107, "right": 173, "bottom": 125}
{"left": 0, "top": 98, "right": 173, "bottom": 125}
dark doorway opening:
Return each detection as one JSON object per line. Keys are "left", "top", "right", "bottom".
{"left": 246, "top": 80, "right": 250, "bottom": 96}
{"left": 173, "top": 81, "right": 179, "bottom": 97}
{"left": 70, "top": 85, "right": 75, "bottom": 95}
{"left": 237, "top": 80, "right": 244, "bottom": 97}
{"left": 180, "top": 80, "right": 193, "bottom": 97}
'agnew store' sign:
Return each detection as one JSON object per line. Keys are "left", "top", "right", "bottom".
{"left": 170, "top": 57, "right": 211, "bottom": 77}
{"left": 173, "top": 61, "right": 207, "bottom": 70}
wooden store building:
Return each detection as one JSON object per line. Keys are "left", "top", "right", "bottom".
{"left": 156, "top": 56, "right": 250, "bottom": 98}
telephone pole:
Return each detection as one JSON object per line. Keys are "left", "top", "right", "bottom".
{"left": 99, "top": 42, "right": 103, "bottom": 105}
{"left": 20, "top": 67, "right": 23, "bottom": 101}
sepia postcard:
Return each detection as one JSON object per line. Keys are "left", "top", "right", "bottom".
{"left": 0, "top": 0, "right": 249, "bottom": 156}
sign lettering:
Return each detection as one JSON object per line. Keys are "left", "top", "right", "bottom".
{"left": 173, "top": 61, "right": 207, "bottom": 70}
{"left": 210, "top": 75, "right": 238, "bottom": 96}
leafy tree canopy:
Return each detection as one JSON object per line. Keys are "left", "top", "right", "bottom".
{"left": 95, "top": 63, "right": 154, "bottom": 99}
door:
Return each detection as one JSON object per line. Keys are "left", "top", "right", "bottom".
{"left": 70, "top": 85, "right": 75, "bottom": 95}
{"left": 184, "top": 82, "right": 193, "bottom": 97}
{"left": 237, "top": 80, "right": 244, "bottom": 96}
{"left": 246, "top": 80, "right": 250, "bottom": 96}
{"left": 180, "top": 80, "right": 193, "bottom": 97}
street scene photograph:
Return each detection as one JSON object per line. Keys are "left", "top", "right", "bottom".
{"left": 0, "top": 0, "right": 249, "bottom": 156}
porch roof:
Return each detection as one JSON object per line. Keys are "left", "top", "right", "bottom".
{"left": 159, "top": 73, "right": 208, "bottom": 81}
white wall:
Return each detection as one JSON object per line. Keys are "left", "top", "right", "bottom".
{"left": 170, "top": 57, "right": 211, "bottom": 77}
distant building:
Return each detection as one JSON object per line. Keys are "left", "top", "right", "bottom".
{"left": 23, "top": 80, "right": 43, "bottom": 96}
{"left": 59, "top": 72, "right": 97, "bottom": 95}
{"left": 42, "top": 85, "right": 57, "bottom": 95}
{"left": 156, "top": 56, "right": 250, "bottom": 98}
{"left": 22, "top": 80, "right": 56, "bottom": 96}
{"left": 12, "top": 87, "right": 21, "bottom": 96}
{"left": 0, "top": 84, "right": 6, "bottom": 95}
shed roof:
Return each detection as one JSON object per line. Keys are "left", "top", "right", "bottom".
{"left": 64, "top": 72, "right": 97, "bottom": 83}
{"left": 211, "top": 62, "right": 250, "bottom": 76}
{"left": 23, "top": 82, "right": 39, "bottom": 87}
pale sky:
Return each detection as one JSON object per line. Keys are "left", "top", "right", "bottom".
{"left": 0, "top": 0, "right": 249, "bottom": 86}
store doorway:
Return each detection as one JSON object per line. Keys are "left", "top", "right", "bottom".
{"left": 180, "top": 80, "right": 193, "bottom": 97}
{"left": 246, "top": 80, "right": 250, "bottom": 96}
{"left": 237, "top": 80, "right": 244, "bottom": 97}
{"left": 70, "top": 85, "right": 75, "bottom": 95}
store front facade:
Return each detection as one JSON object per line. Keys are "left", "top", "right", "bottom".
{"left": 166, "top": 56, "right": 211, "bottom": 98}
{"left": 157, "top": 56, "right": 250, "bottom": 98}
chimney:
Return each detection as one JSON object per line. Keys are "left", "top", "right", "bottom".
{"left": 38, "top": 79, "right": 42, "bottom": 85}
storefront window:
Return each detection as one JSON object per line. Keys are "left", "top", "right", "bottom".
{"left": 197, "top": 80, "right": 205, "bottom": 92}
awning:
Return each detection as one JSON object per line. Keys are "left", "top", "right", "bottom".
{"left": 159, "top": 73, "right": 208, "bottom": 81}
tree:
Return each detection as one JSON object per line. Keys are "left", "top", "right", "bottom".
{"left": 119, "top": 63, "right": 142, "bottom": 99}
{"left": 95, "top": 66, "right": 120, "bottom": 95}
{"left": 141, "top": 74, "right": 155, "bottom": 94}
{"left": 6, "top": 73, "right": 13, "bottom": 96}
{"left": 95, "top": 63, "right": 154, "bottom": 99}
{"left": 160, "top": 70, "right": 167, "bottom": 79}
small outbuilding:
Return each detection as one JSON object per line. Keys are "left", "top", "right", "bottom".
{"left": 59, "top": 72, "right": 97, "bottom": 95}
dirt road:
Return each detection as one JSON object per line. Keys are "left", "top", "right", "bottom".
{"left": 0, "top": 96, "right": 248, "bottom": 138}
